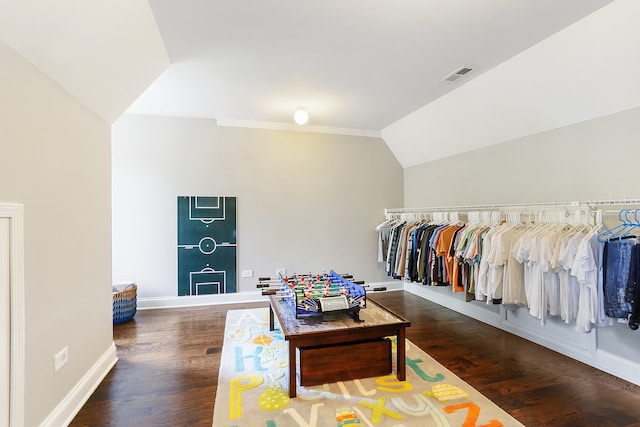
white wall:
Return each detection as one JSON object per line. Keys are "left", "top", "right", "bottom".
{"left": 404, "top": 106, "right": 640, "bottom": 206}
{"left": 402, "top": 106, "right": 640, "bottom": 385}
{"left": 0, "top": 40, "right": 114, "bottom": 426}
{"left": 112, "top": 114, "right": 404, "bottom": 302}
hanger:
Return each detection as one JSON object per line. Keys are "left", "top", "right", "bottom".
{"left": 617, "top": 209, "right": 640, "bottom": 239}
{"left": 569, "top": 209, "right": 589, "bottom": 233}
{"left": 594, "top": 209, "right": 604, "bottom": 230}
{"left": 598, "top": 209, "right": 634, "bottom": 242}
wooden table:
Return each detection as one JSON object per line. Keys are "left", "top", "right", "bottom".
{"left": 268, "top": 295, "right": 411, "bottom": 398}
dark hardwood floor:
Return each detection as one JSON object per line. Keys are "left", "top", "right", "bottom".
{"left": 70, "top": 291, "right": 640, "bottom": 426}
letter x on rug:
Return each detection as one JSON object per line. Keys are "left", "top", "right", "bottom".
{"left": 213, "top": 308, "right": 524, "bottom": 427}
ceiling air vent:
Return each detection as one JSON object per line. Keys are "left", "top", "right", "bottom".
{"left": 441, "top": 66, "right": 473, "bottom": 82}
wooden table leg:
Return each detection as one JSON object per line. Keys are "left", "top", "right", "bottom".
{"left": 269, "top": 304, "right": 274, "bottom": 331}
{"left": 397, "top": 327, "right": 406, "bottom": 381}
{"left": 289, "top": 342, "right": 297, "bottom": 398}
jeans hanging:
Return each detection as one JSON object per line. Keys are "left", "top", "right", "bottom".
{"left": 602, "top": 238, "right": 635, "bottom": 319}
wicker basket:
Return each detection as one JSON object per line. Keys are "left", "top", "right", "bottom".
{"left": 112, "top": 283, "right": 137, "bottom": 325}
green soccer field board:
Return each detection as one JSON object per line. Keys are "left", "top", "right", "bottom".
{"left": 177, "top": 196, "right": 237, "bottom": 295}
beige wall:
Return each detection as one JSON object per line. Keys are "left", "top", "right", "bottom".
{"left": 404, "top": 106, "right": 640, "bottom": 207}
{"left": 112, "top": 114, "right": 404, "bottom": 299}
{"left": 0, "top": 40, "right": 112, "bottom": 426}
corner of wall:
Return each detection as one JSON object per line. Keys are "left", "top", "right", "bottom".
{"left": 39, "top": 343, "right": 118, "bottom": 427}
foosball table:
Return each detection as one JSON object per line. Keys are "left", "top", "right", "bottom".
{"left": 258, "top": 270, "right": 409, "bottom": 398}
{"left": 259, "top": 270, "right": 366, "bottom": 319}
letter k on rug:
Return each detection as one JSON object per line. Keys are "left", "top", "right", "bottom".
{"left": 213, "top": 308, "right": 524, "bottom": 426}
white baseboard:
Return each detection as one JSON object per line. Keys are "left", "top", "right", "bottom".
{"left": 404, "top": 282, "right": 640, "bottom": 387}
{"left": 137, "top": 291, "right": 268, "bottom": 309}
{"left": 137, "top": 281, "right": 404, "bottom": 310}
{"left": 496, "top": 315, "right": 596, "bottom": 361}
{"left": 404, "top": 282, "right": 503, "bottom": 325}
{"left": 39, "top": 343, "right": 118, "bottom": 427}
{"left": 595, "top": 349, "right": 640, "bottom": 386}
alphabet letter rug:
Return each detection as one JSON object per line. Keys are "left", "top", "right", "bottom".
{"left": 213, "top": 308, "right": 524, "bottom": 427}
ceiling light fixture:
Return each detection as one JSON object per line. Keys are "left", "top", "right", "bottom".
{"left": 294, "top": 108, "right": 309, "bottom": 125}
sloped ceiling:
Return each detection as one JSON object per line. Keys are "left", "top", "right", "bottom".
{"left": 129, "top": 0, "right": 613, "bottom": 136}
{"left": 382, "top": 0, "right": 640, "bottom": 167}
{"left": 0, "top": 0, "right": 169, "bottom": 124}
{"left": 2, "top": 1, "right": 639, "bottom": 169}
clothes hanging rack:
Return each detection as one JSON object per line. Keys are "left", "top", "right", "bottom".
{"left": 385, "top": 198, "right": 640, "bottom": 217}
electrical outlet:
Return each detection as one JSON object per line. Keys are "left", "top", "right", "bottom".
{"left": 276, "top": 268, "right": 286, "bottom": 276}
{"left": 54, "top": 346, "right": 69, "bottom": 372}
{"left": 241, "top": 269, "right": 253, "bottom": 278}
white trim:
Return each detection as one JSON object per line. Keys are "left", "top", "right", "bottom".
{"left": 137, "top": 291, "right": 268, "bottom": 309}
{"left": 404, "top": 282, "right": 640, "bottom": 387}
{"left": 0, "top": 203, "right": 25, "bottom": 427}
{"left": 498, "top": 312, "right": 596, "bottom": 362}
{"left": 595, "top": 349, "right": 640, "bottom": 386}
{"left": 404, "top": 282, "right": 503, "bottom": 325}
{"left": 215, "top": 118, "right": 382, "bottom": 138}
{"left": 39, "top": 343, "right": 118, "bottom": 427}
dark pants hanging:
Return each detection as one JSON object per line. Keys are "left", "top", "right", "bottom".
{"left": 603, "top": 238, "right": 634, "bottom": 319}
{"left": 627, "top": 244, "right": 640, "bottom": 330}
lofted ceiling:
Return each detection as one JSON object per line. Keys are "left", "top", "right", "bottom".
{"left": 5, "top": 0, "right": 640, "bottom": 168}
{"left": 127, "top": 0, "right": 614, "bottom": 135}
{"left": 0, "top": 0, "right": 169, "bottom": 124}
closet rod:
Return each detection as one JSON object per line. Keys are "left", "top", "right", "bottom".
{"left": 385, "top": 198, "right": 640, "bottom": 215}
